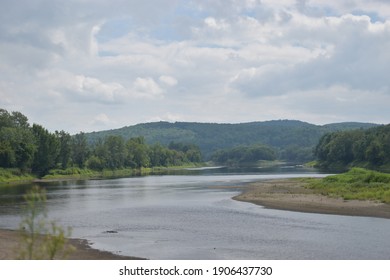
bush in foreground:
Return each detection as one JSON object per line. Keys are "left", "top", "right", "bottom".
{"left": 17, "top": 186, "right": 74, "bottom": 259}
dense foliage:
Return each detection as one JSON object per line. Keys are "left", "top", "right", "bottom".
{"left": 305, "top": 168, "right": 390, "bottom": 203}
{"left": 85, "top": 120, "right": 377, "bottom": 161}
{"left": 1, "top": 107, "right": 383, "bottom": 178}
{"left": 211, "top": 144, "right": 277, "bottom": 166}
{"left": 314, "top": 125, "right": 390, "bottom": 171}
{"left": 0, "top": 109, "right": 202, "bottom": 177}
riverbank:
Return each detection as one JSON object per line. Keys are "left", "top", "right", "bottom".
{"left": 0, "top": 164, "right": 207, "bottom": 184}
{"left": 233, "top": 178, "right": 390, "bottom": 219}
{"left": 0, "top": 168, "right": 36, "bottom": 184}
{"left": 0, "top": 228, "right": 145, "bottom": 260}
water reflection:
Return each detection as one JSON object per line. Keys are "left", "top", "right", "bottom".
{"left": 1, "top": 166, "right": 389, "bottom": 259}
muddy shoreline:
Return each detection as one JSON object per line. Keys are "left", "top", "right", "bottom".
{"left": 0, "top": 228, "right": 145, "bottom": 260}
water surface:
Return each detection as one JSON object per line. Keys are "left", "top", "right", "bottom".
{"left": 1, "top": 166, "right": 389, "bottom": 259}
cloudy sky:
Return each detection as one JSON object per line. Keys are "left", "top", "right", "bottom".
{"left": 1, "top": 0, "right": 390, "bottom": 133}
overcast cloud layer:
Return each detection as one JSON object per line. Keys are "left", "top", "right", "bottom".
{"left": 1, "top": 0, "right": 390, "bottom": 133}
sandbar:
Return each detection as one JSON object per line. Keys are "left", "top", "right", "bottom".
{"left": 233, "top": 179, "right": 390, "bottom": 219}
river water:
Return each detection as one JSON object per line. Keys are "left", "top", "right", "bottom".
{"left": 1, "top": 166, "right": 389, "bottom": 259}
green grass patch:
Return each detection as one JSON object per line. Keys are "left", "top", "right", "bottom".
{"left": 42, "top": 167, "right": 97, "bottom": 179}
{"left": 100, "top": 168, "right": 142, "bottom": 178}
{"left": 0, "top": 168, "right": 36, "bottom": 183}
{"left": 304, "top": 161, "right": 318, "bottom": 168}
{"left": 1, "top": 163, "right": 208, "bottom": 183}
{"left": 304, "top": 168, "right": 390, "bottom": 203}
{"left": 43, "top": 167, "right": 152, "bottom": 180}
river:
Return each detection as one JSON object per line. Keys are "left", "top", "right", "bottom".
{"left": 1, "top": 166, "right": 389, "bottom": 259}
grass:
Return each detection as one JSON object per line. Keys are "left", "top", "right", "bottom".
{"left": 42, "top": 167, "right": 143, "bottom": 180}
{"left": 43, "top": 167, "right": 163, "bottom": 180}
{"left": 42, "top": 167, "right": 98, "bottom": 180}
{"left": 303, "top": 168, "right": 390, "bottom": 203}
{"left": 303, "top": 161, "right": 318, "bottom": 168}
{"left": 42, "top": 163, "right": 207, "bottom": 180}
{"left": 0, "top": 163, "right": 207, "bottom": 183}
{"left": 0, "top": 168, "right": 36, "bottom": 183}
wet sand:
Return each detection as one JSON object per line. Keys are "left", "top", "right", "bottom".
{"left": 0, "top": 228, "right": 145, "bottom": 260}
{"left": 233, "top": 179, "right": 390, "bottom": 219}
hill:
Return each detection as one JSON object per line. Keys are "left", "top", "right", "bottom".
{"left": 85, "top": 120, "right": 378, "bottom": 161}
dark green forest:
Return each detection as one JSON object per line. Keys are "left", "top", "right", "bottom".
{"left": 1, "top": 108, "right": 385, "bottom": 179}
{"left": 85, "top": 120, "right": 377, "bottom": 161}
{"left": 315, "top": 124, "right": 390, "bottom": 171}
{"left": 0, "top": 109, "right": 202, "bottom": 177}
{"left": 211, "top": 144, "right": 277, "bottom": 166}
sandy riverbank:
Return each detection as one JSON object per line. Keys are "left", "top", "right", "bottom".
{"left": 3, "top": 178, "right": 390, "bottom": 260}
{"left": 233, "top": 179, "right": 390, "bottom": 219}
{"left": 0, "top": 229, "right": 145, "bottom": 260}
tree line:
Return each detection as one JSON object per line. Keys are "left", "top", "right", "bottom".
{"left": 211, "top": 144, "right": 277, "bottom": 166}
{"left": 314, "top": 124, "right": 390, "bottom": 171}
{"left": 86, "top": 120, "right": 377, "bottom": 162}
{"left": 0, "top": 109, "right": 202, "bottom": 177}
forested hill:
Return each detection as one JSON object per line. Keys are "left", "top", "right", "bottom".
{"left": 85, "top": 120, "right": 378, "bottom": 160}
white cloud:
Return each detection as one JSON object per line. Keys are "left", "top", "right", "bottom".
{"left": 228, "top": 12, "right": 390, "bottom": 98}
{"left": 132, "top": 77, "right": 164, "bottom": 99}
{"left": 159, "top": 75, "right": 178, "bottom": 87}
{"left": 204, "top": 17, "right": 230, "bottom": 30}
{"left": 91, "top": 113, "right": 114, "bottom": 127}
{"left": 71, "top": 75, "right": 125, "bottom": 103}
{"left": 1, "top": 0, "right": 390, "bottom": 133}
{"left": 146, "top": 112, "right": 184, "bottom": 123}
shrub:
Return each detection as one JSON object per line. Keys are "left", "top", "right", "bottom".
{"left": 17, "top": 186, "right": 74, "bottom": 259}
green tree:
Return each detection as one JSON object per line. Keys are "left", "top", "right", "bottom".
{"left": 85, "top": 155, "right": 104, "bottom": 171}
{"left": 56, "top": 130, "right": 72, "bottom": 169}
{"left": 126, "top": 137, "right": 150, "bottom": 168}
{"left": 185, "top": 148, "right": 202, "bottom": 163}
{"left": 169, "top": 141, "right": 202, "bottom": 163}
{"left": 71, "top": 132, "right": 89, "bottom": 168}
{"left": 365, "top": 140, "right": 385, "bottom": 166}
{"left": 10, "top": 111, "right": 29, "bottom": 128}
{"left": 0, "top": 135, "right": 15, "bottom": 167}
{"left": 0, "top": 109, "right": 12, "bottom": 128}
{"left": 280, "top": 145, "right": 314, "bottom": 162}
{"left": 211, "top": 143, "right": 276, "bottom": 165}
{"left": 104, "top": 135, "right": 126, "bottom": 169}
{"left": 0, "top": 109, "right": 36, "bottom": 170}
{"left": 87, "top": 138, "right": 107, "bottom": 170}
{"left": 31, "top": 124, "right": 59, "bottom": 176}
{"left": 315, "top": 125, "right": 390, "bottom": 170}
{"left": 149, "top": 143, "right": 168, "bottom": 166}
